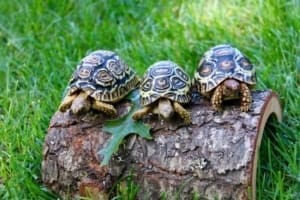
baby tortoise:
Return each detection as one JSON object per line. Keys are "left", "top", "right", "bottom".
{"left": 194, "top": 44, "right": 256, "bottom": 112}
{"left": 132, "top": 60, "right": 191, "bottom": 124}
{"left": 59, "top": 50, "right": 139, "bottom": 115}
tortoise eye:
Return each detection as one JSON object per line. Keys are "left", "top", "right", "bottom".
{"left": 199, "top": 63, "right": 212, "bottom": 77}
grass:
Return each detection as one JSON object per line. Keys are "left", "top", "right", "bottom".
{"left": 0, "top": 0, "right": 299, "bottom": 199}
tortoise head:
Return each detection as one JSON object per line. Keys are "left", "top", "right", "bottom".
{"left": 223, "top": 79, "right": 240, "bottom": 91}
{"left": 157, "top": 98, "right": 174, "bottom": 120}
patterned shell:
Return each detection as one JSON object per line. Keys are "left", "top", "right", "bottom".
{"left": 194, "top": 44, "right": 256, "bottom": 93}
{"left": 140, "top": 60, "right": 191, "bottom": 106}
{"left": 67, "top": 50, "right": 139, "bottom": 103}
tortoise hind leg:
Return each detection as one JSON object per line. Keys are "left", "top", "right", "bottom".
{"left": 173, "top": 102, "right": 191, "bottom": 125}
{"left": 59, "top": 93, "right": 78, "bottom": 112}
{"left": 240, "top": 83, "right": 251, "bottom": 112}
{"left": 132, "top": 106, "right": 152, "bottom": 121}
{"left": 211, "top": 85, "right": 224, "bottom": 111}
{"left": 92, "top": 101, "right": 117, "bottom": 115}
{"left": 71, "top": 92, "right": 91, "bottom": 114}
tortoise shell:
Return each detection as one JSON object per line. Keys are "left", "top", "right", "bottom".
{"left": 194, "top": 44, "right": 256, "bottom": 94}
{"left": 67, "top": 50, "right": 139, "bottom": 103}
{"left": 140, "top": 60, "right": 191, "bottom": 106}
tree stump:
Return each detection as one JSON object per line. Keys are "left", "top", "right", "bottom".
{"left": 42, "top": 90, "right": 282, "bottom": 200}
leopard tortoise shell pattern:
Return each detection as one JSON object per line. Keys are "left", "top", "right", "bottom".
{"left": 194, "top": 44, "right": 256, "bottom": 94}
{"left": 67, "top": 50, "right": 139, "bottom": 103}
{"left": 140, "top": 60, "right": 191, "bottom": 106}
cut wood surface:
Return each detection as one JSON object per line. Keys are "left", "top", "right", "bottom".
{"left": 42, "top": 90, "right": 282, "bottom": 200}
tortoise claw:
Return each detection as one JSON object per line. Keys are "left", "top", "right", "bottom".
{"left": 240, "top": 104, "right": 250, "bottom": 112}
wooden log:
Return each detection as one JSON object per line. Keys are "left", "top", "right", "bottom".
{"left": 41, "top": 102, "right": 132, "bottom": 199}
{"left": 42, "top": 90, "right": 282, "bottom": 200}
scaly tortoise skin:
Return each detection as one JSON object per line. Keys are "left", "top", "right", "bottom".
{"left": 194, "top": 44, "right": 256, "bottom": 112}
{"left": 132, "top": 60, "right": 191, "bottom": 124}
{"left": 59, "top": 50, "right": 139, "bottom": 115}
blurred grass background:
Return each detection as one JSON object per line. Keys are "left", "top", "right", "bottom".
{"left": 0, "top": 0, "right": 299, "bottom": 199}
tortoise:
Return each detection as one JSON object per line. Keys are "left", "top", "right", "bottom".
{"left": 194, "top": 44, "right": 256, "bottom": 112}
{"left": 59, "top": 50, "right": 140, "bottom": 115}
{"left": 132, "top": 60, "right": 191, "bottom": 124}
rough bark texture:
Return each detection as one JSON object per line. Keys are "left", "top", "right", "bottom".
{"left": 42, "top": 90, "right": 282, "bottom": 200}
{"left": 42, "top": 102, "right": 132, "bottom": 199}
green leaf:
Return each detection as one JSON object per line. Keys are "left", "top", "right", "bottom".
{"left": 99, "top": 89, "right": 151, "bottom": 165}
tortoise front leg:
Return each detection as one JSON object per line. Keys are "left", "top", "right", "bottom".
{"left": 211, "top": 85, "right": 224, "bottom": 111}
{"left": 240, "top": 83, "right": 251, "bottom": 112}
{"left": 92, "top": 101, "right": 117, "bottom": 115}
{"left": 59, "top": 93, "right": 78, "bottom": 112}
{"left": 132, "top": 106, "right": 152, "bottom": 121}
{"left": 173, "top": 102, "right": 191, "bottom": 125}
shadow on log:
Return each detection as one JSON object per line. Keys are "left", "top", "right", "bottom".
{"left": 42, "top": 90, "right": 282, "bottom": 200}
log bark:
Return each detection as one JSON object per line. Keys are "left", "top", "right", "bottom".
{"left": 42, "top": 90, "right": 282, "bottom": 200}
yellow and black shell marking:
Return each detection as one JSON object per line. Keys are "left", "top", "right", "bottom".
{"left": 194, "top": 44, "right": 256, "bottom": 95}
{"left": 67, "top": 50, "right": 139, "bottom": 103}
{"left": 140, "top": 60, "right": 191, "bottom": 106}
